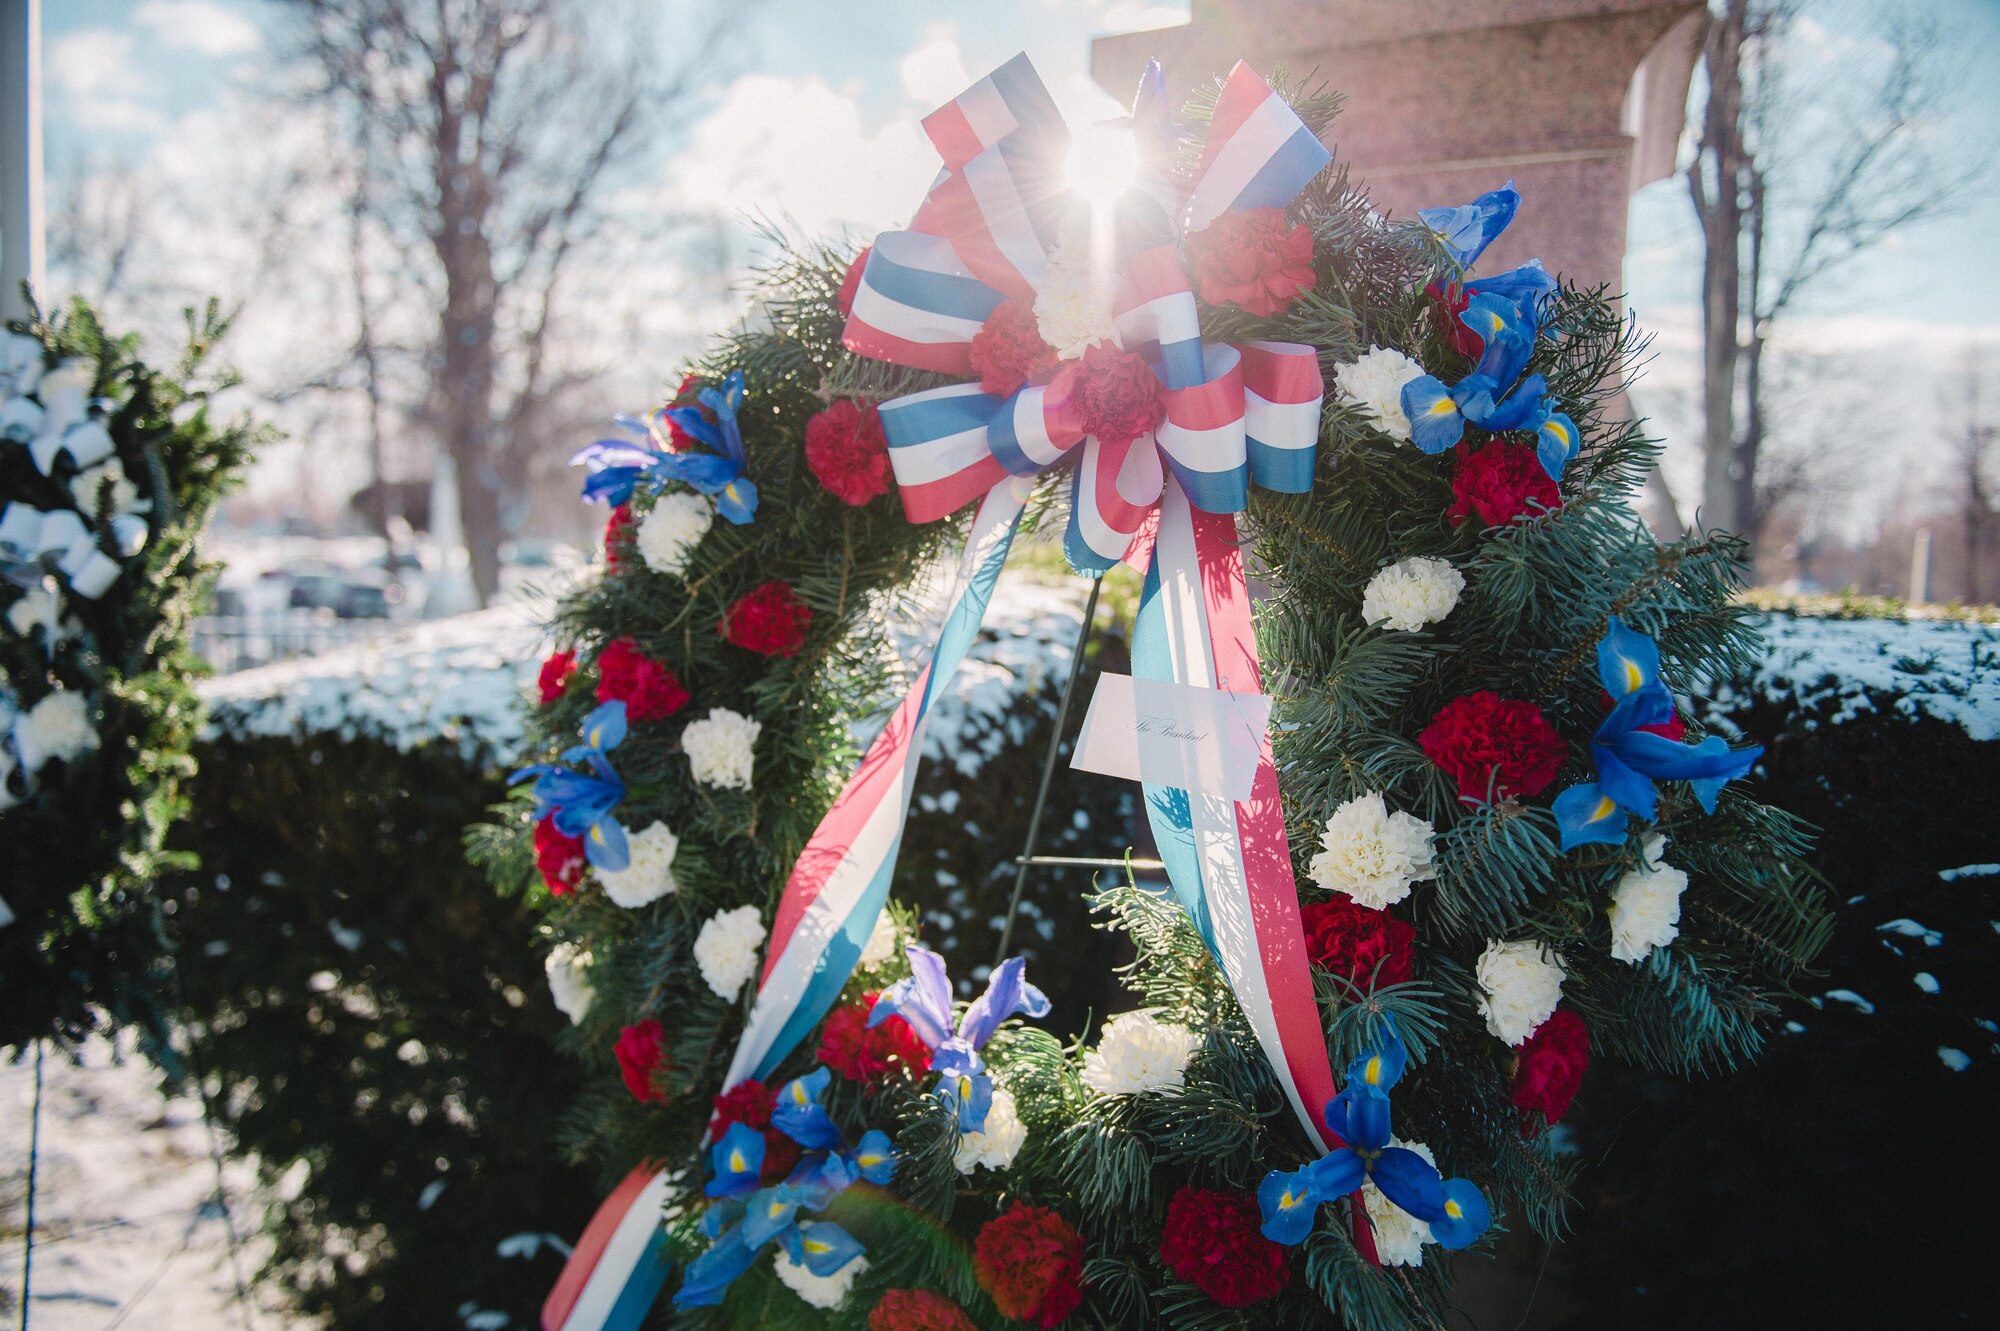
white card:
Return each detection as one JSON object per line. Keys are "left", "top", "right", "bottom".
{"left": 1070, "top": 673, "right": 1271, "bottom": 802}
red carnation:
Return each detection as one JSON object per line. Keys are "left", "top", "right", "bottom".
{"left": 818, "top": 992, "right": 933, "bottom": 1086}
{"left": 663, "top": 374, "right": 704, "bottom": 450}
{"left": 837, "top": 245, "right": 872, "bottom": 318}
{"left": 537, "top": 649, "right": 577, "bottom": 705}
{"left": 1448, "top": 439, "right": 1561, "bottom": 529}
{"left": 720, "top": 580, "right": 813, "bottom": 658}
{"left": 709, "top": 1079, "right": 801, "bottom": 1183}
{"left": 1158, "top": 1187, "right": 1291, "bottom": 1308}
{"left": 614, "top": 1019, "right": 668, "bottom": 1104}
{"left": 868, "top": 1289, "right": 978, "bottom": 1331}
{"left": 603, "top": 503, "right": 634, "bottom": 571}
{"left": 1426, "top": 280, "right": 1485, "bottom": 360}
{"left": 1054, "top": 342, "right": 1163, "bottom": 449}
{"left": 533, "top": 816, "right": 586, "bottom": 895}
{"left": 805, "top": 399, "right": 893, "bottom": 506}
{"left": 1420, "top": 691, "right": 1568, "bottom": 803}
{"left": 1186, "top": 206, "right": 1317, "bottom": 318}
{"left": 594, "top": 637, "right": 690, "bottom": 722}
{"left": 974, "top": 1202, "right": 1085, "bottom": 1327}
{"left": 1300, "top": 898, "right": 1416, "bottom": 991}
{"left": 968, "top": 298, "right": 1059, "bottom": 397}
{"left": 1511, "top": 1008, "right": 1590, "bottom": 1125}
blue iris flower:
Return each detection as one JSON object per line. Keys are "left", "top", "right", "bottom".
{"left": 507, "top": 701, "right": 631, "bottom": 871}
{"left": 1401, "top": 293, "right": 1553, "bottom": 458}
{"left": 1466, "top": 258, "right": 1557, "bottom": 315}
{"left": 1257, "top": 1027, "right": 1491, "bottom": 1251}
{"left": 662, "top": 370, "right": 758, "bottom": 525}
{"left": 1552, "top": 618, "right": 1765, "bottom": 851}
{"left": 1417, "top": 182, "right": 1519, "bottom": 269}
{"left": 870, "top": 945, "right": 1049, "bottom": 1133}
{"left": 675, "top": 1065, "right": 898, "bottom": 1309}
{"left": 569, "top": 372, "right": 757, "bottom": 523}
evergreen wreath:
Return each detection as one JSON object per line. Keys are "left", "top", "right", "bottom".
{"left": 0, "top": 298, "right": 255, "bottom": 1052}
{"left": 481, "top": 60, "right": 1827, "bottom": 1331}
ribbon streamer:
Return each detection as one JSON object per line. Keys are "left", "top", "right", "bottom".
{"left": 541, "top": 1167, "right": 680, "bottom": 1331}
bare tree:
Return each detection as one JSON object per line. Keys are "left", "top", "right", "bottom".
{"left": 288, "top": 0, "right": 730, "bottom": 603}
{"left": 1686, "top": 0, "right": 1979, "bottom": 543}
{"left": 1948, "top": 349, "right": 1996, "bottom": 603}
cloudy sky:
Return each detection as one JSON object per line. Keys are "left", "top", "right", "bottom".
{"left": 35, "top": 0, "right": 2000, "bottom": 536}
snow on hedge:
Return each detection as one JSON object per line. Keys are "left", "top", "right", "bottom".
{"left": 1712, "top": 612, "right": 2000, "bottom": 741}
{"left": 198, "top": 576, "right": 1089, "bottom": 768}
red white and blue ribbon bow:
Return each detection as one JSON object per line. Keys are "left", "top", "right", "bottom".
{"left": 722, "top": 55, "right": 1353, "bottom": 1186}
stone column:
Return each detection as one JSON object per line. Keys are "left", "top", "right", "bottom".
{"left": 1094, "top": 1, "right": 1705, "bottom": 533}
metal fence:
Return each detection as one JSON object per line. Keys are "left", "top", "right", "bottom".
{"left": 190, "top": 609, "right": 402, "bottom": 674}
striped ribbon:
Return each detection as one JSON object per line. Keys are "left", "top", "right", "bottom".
{"left": 540, "top": 1168, "right": 679, "bottom": 1331}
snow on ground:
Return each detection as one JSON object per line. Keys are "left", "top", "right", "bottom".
{"left": 1714, "top": 612, "right": 2000, "bottom": 739}
{"left": 0, "top": 1038, "right": 308, "bottom": 1330}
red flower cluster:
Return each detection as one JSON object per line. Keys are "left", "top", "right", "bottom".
{"left": 818, "top": 992, "right": 933, "bottom": 1086}
{"left": 1056, "top": 342, "right": 1163, "bottom": 448}
{"left": 1448, "top": 439, "right": 1560, "bottom": 529}
{"left": 1426, "top": 281, "right": 1485, "bottom": 360}
{"left": 614, "top": 1019, "right": 668, "bottom": 1103}
{"left": 867, "top": 1289, "right": 978, "bottom": 1331}
{"left": 837, "top": 246, "right": 872, "bottom": 318}
{"left": 1420, "top": 691, "right": 1567, "bottom": 803}
{"left": 805, "top": 399, "right": 893, "bottom": 506}
{"left": 968, "top": 298, "right": 1059, "bottom": 397}
{"left": 1186, "top": 206, "right": 1317, "bottom": 318}
{"left": 720, "top": 581, "right": 813, "bottom": 658}
{"left": 709, "top": 1079, "right": 801, "bottom": 1183}
{"left": 537, "top": 649, "right": 577, "bottom": 705}
{"left": 1300, "top": 897, "right": 1416, "bottom": 990}
{"left": 533, "top": 816, "right": 586, "bottom": 895}
{"left": 595, "top": 637, "right": 690, "bottom": 722}
{"left": 1511, "top": 1008, "right": 1590, "bottom": 1125}
{"left": 1158, "top": 1187, "right": 1291, "bottom": 1308}
{"left": 604, "top": 503, "right": 634, "bottom": 572}
{"left": 974, "top": 1202, "right": 1085, "bottom": 1327}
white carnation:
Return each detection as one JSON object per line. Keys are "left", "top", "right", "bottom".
{"left": 694, "top": 904, "right": 766, "bottom": 1001}
{"left": 1362, "top": 1139, "right": 1437, "bottom": 1266}
{"left": 1, "top": 331, "right": 45, "bottom": 396}
{"left": 773, "top": 1243, "right": 865, "bottom": 1310}
{"left": 596, "top": 820, "right": 679, "bottom": 908}
{"left": 1475, "top": 940, "right": 1567, "bottom": 1046}
{"left": 1335, "top": 346, "right": 1425, "bottom": 442}
{"left": 1034, "top": 229, "right": 1121, "bottom": 359}
{"left": 954, "top": 1086, "right": 1027, "bottom": 1174}
{"left": 1361, "top": 556, "right": 1465, "bottom": 632}
{"left": 7, "top": 584, "right": 77, "bottom": 643}
{"left": 1307, "top": 792, "right": 1437, "bottom": 909}
{"left": 69, "top": 457, "right": 143, "bottom": 516}
{"left": 544, "top": 943, "right": 595, "bottom": 1024}
{"left": 1608, "top": 835, "right": 1688, "bottom": 964}
{"left": 14, "top": 691, "right": 99, "bottom": 773}
{"left": 1080, "top": 1010, "right": 1202, "bottom": 1096}
{"left": 857, "top": 910, "right": 900, "bottom": 969}
{"left": 682, "top": 708, "right": 760, "bottom": 790}
{"left": 636, "top": 492, "right": 713, "bottom": 576}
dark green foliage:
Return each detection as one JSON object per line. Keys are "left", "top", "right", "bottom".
{"left": 165, "top": 730, "right": 595, "bottom": 1330}
{"left": 0, "top": 298, "right": 257, "bottom": 1053}
{"left": 1556, "top": 656, "right": 1998, "bottom": 1329}
{"left": 489, "top": 74, "right": 1825, "bottom": 1330}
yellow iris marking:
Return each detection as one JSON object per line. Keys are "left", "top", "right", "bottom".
{"left": 1281, "top": 1189, "right": 1300, "bottom": 1208}
{"left": 804, "top": 1239, "right": 828, "bottom": 1254}
{"left": 1593, "top": 796, "right": 1616, "bottom": 821}
{"left": 590, "top": 826, "right": 604, "bottom": 844}
{"left": 959, "top": 1075, "right": 973, "bottom": 1103}
{"left": 1364, "top": 1055, "right": 1383, "bottom": 1085}
{"left": 768, "top": 1202, "right": 786, "bottom": 1218}
{"left": 1548, "top": 421, "right": 1570, "bottom": 444}
{"left": 1623, "top": 661, "right": 1644, "bottom": 692}
{"left": 1429, "top": 400, "right": 1455, "bottom": 416}
{"left": 1445, "top": 1199, "right": 1463, "bottom": 1219}
{"left": 729, "top": 1150, "right": 746, "bottom": 1172}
